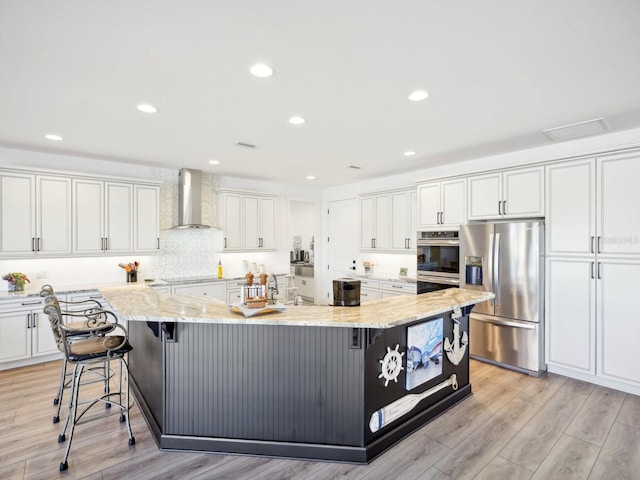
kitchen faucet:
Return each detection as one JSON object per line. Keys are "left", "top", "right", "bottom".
{"left": 267, "top": 274, "right": 279, "bottom": 304}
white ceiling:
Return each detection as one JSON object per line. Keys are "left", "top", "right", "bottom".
{"left": 1, "top": 1, "right": 640, "bottom": 187}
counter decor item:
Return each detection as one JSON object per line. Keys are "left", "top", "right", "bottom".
{"left": 243, "top": 272, "right": 267, "bottom": 308}
{"left": 363, "top": 261, "right": 374, "bottom": 274}
{"left": 118, "top": 261, "right": 139, "bottom": 282}
{"left": 2, "top": 272, "right": 30, "bottom": 291}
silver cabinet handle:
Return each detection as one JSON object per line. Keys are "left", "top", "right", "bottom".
{"left": 21, "top": 301, "right": 41, "bottom": 306}
{"left": 157, "top": 237, "right": 160, "bottom": 250}
{"left": 27, "top": 313, "right": 31, "bottom": 329}
{"left": 31, "top": 237, "right": 36, "bottom": 252}
{"left": 441, "top": 211, "right": 445, "bottom": 224}
{"left": 498, "top": 201, "right": 502, "bottom": 215}
{"left": 591, "top": 236, "right": 595, "bottom": 254}
{"left": 224, "top": 237, "right": 227, "bottom": 248}
{"left": 597, "top": 236, "right": 602, "bottom": 254}
{"left": 597, "top": 262, "right": 602, "bottom": 279}
{"left": 502, "top": 200, "right": 507, "bottom": 215}
{"left": 591, "top": 261, "right": 595, "bottom": 279}
{"left": 371, "top": 238, "right": 374, "bottom": 248}
{"left": 104, "top": 237, "right": 108, "bottom": 251}
{"left": 392, "top": 285, "right": 403, "bottom": 289}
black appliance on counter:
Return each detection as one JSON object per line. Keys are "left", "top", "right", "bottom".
{"left": 416, "top": 230, "right": 460, "bottom": 293}
{"left": 333, "top": 278, "right": 361, "bottom": 306}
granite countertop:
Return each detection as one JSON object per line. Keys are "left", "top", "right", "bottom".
{"left": 99, "top": 284, "right": 493, "bottom": 329}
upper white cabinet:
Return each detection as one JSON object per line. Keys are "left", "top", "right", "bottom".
{"left": 0, "top": 172, "right": 72, "bottom": 256}
{"left": 546, "top": 152, "right": 640, "bottom": 257}
{"left": 360, "top": 188, "right": 415, "bottom": 252}
{"left": 417, "top": 178, "right": 466, "bottom": 230}
{"left": 467, "top": 166, "right": 544, "bottom": 220}
{"left": 73, "top": 179, "right": 134, "bottom": 254}
{"left": 219, "top": 191, "right": 277, "bottom": 251}
{"left": 134, "top": 185, "right": 160, "bottom": 252}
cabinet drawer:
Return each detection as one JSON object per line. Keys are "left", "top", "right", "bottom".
{"left": 360, "top": 287, "right": 379, "bottom": 303}
{"left": 379, "top": 281, "right": 417, "bottom": 295}
{"left": 0, "top": 297, "right": 45, "bottom": 312}
{"left": 172, "top": 283, "right": 226, "bottom": 301}
{"left": 358, "top": 278, "right": 379, "bottom": 289}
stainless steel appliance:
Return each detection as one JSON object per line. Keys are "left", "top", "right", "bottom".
{"left": 333, "top": 278, "right": 361, "bottom": 306}
{"left": 417, "top": 231, "right": 460, "bottom": 293}
{"left": 459, "top": 221, "right": 545, "bottom": 375}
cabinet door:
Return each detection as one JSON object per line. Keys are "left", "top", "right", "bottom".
{"left": 546, "top": 160, "right": 596, "bottom": 256}
{"left": 222, "top": 193, "right": 243, "bottom": 250}
{"left": 73, "top": 179, "right": 105, "bottom": 253}
{"left": 598, "top": 261, "right": 640, "bottom": 385}
{"left": 243, "top": 195, "right": 260, "bottom": 249}
{"left": 408, "top": 190, "right": 417, "bottom": 249}
{"left": 0, "top": 173, "right": 36, "bottom": 255}
{"left": 360, "top": 287, "right": 379, "bottom": 303}
{"left": 0, "top": 311, "right": 31, "bottom": 362}
{"left": 33, "top": 311, "right": 58, "bottom": 356}
{"left": 259, "top": 197, "right": 276, "bottom": 249}
{"left": 391, "top": 191, "right": 409, "bottom": 250}
{"left": 134, "top": 185, "right": 160, "bottom": 252}
{"left": 598, "top": 152, "right": 640, "bottom": 256}
{"left": 441, "top": 178, "right": 466, "bottom": 227}
{"left": 360, "top": 196, "right": 376, "bottom": 249}
{"left": 545, "top": 257, "right": 596, "bottom": 374}
{"left": 172, "top": 283, "right": 226, "bottom": 301}
{"left": 374, "top": 194, "right": 391, "bottom": 250}
{"left": 467, "top": 173, "right": 502, "bottom": 220}
{"left": 37, "top": 175, "right": 72, "bottom": 255}
{"left": 105, "top": 182, "right": 134, "bottom": 253}
{"left": 417, "top": 182, "right": 440, "bottom": 228}
{"left": 503, "top": 167, "right": 544, "bottom": 218}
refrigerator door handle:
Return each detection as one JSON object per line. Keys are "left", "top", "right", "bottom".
{"left": 494, "top": 232, "right": 501, "bottom": 306}
{"left": 472, "top": 315, "right": 537, "bottom": 330}
{"left": 487, "top": 233, "right": 495, "bottom": 296}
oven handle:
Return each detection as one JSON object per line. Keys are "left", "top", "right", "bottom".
{"left": 416, "top": 240, "right": 460, "bottom": 246}
{"left": 417, "top": 275, "right": 459, "bottom": 285}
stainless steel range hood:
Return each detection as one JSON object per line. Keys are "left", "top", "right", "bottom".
{"left": 171, "top": 168, "right": 218, "bottom": 229}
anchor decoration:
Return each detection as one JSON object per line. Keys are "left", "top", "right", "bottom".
{"left": 444, "top": 306, "right": 467, "bottom": 366}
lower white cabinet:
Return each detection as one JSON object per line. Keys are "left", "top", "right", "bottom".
{"left": 226, "top": 279, "right": 246, "bottom": 304}
{"left": 0, "top": 297, "right": 58, "bottom": 364}
{"left": 357, "top": 277, "right": 417, "bottom": 302}
{"left": 172, "top": 282, "right": 226, "bottom": 301}
{"left": 360, "top": 287, "right": 379, "bottom": 303}
{"left": 546, "top": 257, "right": 640, "bottom": 390}
{"left": 294, "top": 276, "right": 315, "bottom": 300}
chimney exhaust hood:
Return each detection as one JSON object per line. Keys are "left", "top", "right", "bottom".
{"left": 171, "top": 168, "right": 218, "bottom": 229}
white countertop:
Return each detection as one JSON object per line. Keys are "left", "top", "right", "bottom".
{"left": 99, "top": 283, "right": 493, "bottom": 329}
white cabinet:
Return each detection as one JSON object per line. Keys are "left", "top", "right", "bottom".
{"left": 172, "top": 282, "right": 226, "bottom": 301}
{"left": 391, "top": 190, "right": 417, "bottom": 250}
{"left": 361, "top": 188, "right": 415, "bottom": 252}
{"left": 379, "top": 280, "right": 417, "bottom": 298}
{"left": 134, "top": 185, "right": 160, "bottom": 252}
{"left": 294, "top": 276, "right": 315, "bottom": 300}
{"left": 0, "top": 172, "right": 72, "bottom": 256}
{"left": 360, "top": 193, "right": 391, "bottom": 250}
{"left": 359, "top": 278, "right": 379, "bottom": 304}
{"left": 219, "top": 191, "right": 277, "bottom": 251}
{"left": 226, "top": 279, "right": 246, "bottom": 304}
{"left": 546, "top": 257, "right": 596, "bottom": 374}
{"left": 417, "top": 178, "right": 466, "bottom": 229}
{"left": 0, "top": 297, "right": 58, "bottom": 364}
{"left": 73, "top": 179, "right": 134, "bottom": 254}
{"left": 598, "top": 261, "right": 640, "bottom": 386}
{"left": 546, "top": 153, "right": 640, "bottom": 257}
{"left": 467, "top": 166, "right": 544, "bottom": 220}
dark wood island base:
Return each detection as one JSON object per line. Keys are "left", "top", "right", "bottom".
{"left": 127, "top": 307, "right": 474, "bottom": 464}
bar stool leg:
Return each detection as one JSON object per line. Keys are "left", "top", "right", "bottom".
{"left": 59, "top": 363, "right": 84, "bottom": 471}
{"left": 52, "top": 359, "right": 68, "bottom": 423}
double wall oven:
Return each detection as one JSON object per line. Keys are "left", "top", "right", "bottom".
{"left": 416, "top": 231, "right": 460, "bottom": 294}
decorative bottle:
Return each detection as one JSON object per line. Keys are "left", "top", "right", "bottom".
{"left": 217, "top": 260, "right": 223, "bottom": 279}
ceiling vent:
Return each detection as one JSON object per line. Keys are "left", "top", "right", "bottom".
{"left": 543, "top": 118, "right": 609, "bottom": 142}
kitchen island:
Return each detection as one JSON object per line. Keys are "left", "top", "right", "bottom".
{"left": 100, "top": 284, "right": 493, "bottom": 463}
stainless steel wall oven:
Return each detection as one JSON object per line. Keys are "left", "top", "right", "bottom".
{"left": 416, "top": 231, "right": 460, "bottom": 293}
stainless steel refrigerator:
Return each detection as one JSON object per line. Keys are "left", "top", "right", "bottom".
{"left": 459, "top": 221, "right": 545, "bottom": 375}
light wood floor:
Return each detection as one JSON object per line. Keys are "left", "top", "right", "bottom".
{"left": 1, "top": 359, "right": 639, "bottom": 480}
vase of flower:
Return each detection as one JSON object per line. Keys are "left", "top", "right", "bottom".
{"left": 2, "top": 272, "right": 30, "bottom": 292}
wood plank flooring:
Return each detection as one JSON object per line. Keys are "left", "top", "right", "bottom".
{"left": 1, "top": 359, "right": 639, "bottom": 479}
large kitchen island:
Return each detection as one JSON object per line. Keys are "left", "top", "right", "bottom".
{"left": 100, "top": 284, "right": 493, "bottom": 464}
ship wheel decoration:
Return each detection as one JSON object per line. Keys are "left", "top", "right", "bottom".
{"left": 378, "top": 344, "right": 404, "bottom": 387}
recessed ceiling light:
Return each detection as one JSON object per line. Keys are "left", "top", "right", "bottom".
{"left": 289, "top": 116, "right": 305, "bottom": 125}
{"left": 249, "top": 63, "right": 274, "bottom": 78}
{"left": 404, "top": 151, "right": 416, "bottom": 156}
{"left": 306, "top": 175, "right": 315, "bottom": 180}
{"left": 44, "top": 134, "right": 63, "bottom": 141}
{"left": 208, "top": 160, "right": 220, "bottom": 165}
{"left": 136, "top": 103, "right": 158, "bottom": 113}
{"left": 408, "top": 90, "right": 429, "bottom": 102}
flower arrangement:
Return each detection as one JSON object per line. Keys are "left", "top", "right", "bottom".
{"left": 2, "top": 272, "right": 30, "bottom": 292}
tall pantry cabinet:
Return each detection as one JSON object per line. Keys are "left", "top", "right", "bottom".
{"left": 545, "top": 151, "right": 640, "bottom": 391}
